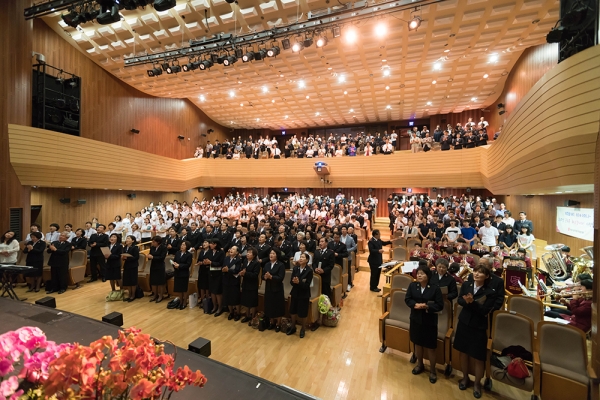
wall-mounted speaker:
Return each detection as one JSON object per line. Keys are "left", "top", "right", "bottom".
{"left": 432, "top": 188, "right": 437, "bottom": 192}
{"left": 127, "top": 193, "right": 136, "bottom": 199}
{"left": 401, "top": 187, "right": 407, "bottom": 192}
{"left": 524, "top": 195, "right": 535, "bottom": 198}
{"left": 77, "top": 199, "right": 86, "bottom": 205}
{"left": 466, "top": 187, "right": 472, "bottom": 193}
{"left": 59, "top": 198, "right": 70, "bottom": 204}
{"left": 564, "top": 200, "right": 580, "bottom": 207}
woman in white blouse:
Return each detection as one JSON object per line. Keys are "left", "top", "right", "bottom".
{"left": 140, "top": 217, "right": 153, "bottom": 243}
{"left": 306, "top": 147, "right": 314, "bottom": 158}
{"left": 113, "top": 215, "right": 124, "bottom": 235}
{"left": 293, "top": 242, "right": 313, "bottom": 267}
{"left": 0, "top": 231, "right": 20, "bottom": 264}
{"left": 156, "top": 217, "right": 169, "bottom": 237}
{"left": 517, "top": 226, "right": 536, "bottom": 259}
{"left": 402, "top": 220, "right": 419, "bottom": 239}
{"left": 130, "top": 224, "right": 142, "bottom": 243}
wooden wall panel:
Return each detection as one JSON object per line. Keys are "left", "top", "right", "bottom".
{"left": 32, "top": 20, "right": 227, "bottom": 159}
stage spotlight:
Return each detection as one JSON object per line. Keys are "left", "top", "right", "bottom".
{"left": 303, "top": 38, "right": 313, "bottom": 48}
{"left": 235, "top": 48, "right": 243, "bottom": 58}
{"left": 166, "top": 64, "right": 181, "bottom": 74}
{"left": 332, "top": 26, "right": 341, "bottom": 38}
{"left": 147, "top": 66, "right": 162, "bottom": 77}
{"left": 216, "top": 55, "right": 226, "bottom": 64}
{"left": 166, "top": 64, "right": 174, "bottom": 74}
{"left": 161, "top": 62, "right": 170, "bottom": 72}
{"left": 242, "top": 51, "right": 254, "bottom": 62}
{"left": 223, "top": 55, "right": 238, "bottom": 66}
{"left": 255, "top": 49, "right": 267, "bottom": 60}
{"left": 408, "top": 16, "right": 422, "bottom": 31}
{"left": 497, "top": 103, "right": 505, "bottom": 109}
{"left": 316, "top": 36, "right": 328, "bottom": 47}
{"left": 267, "top": 46, "right": 280, "bottom": 57}
{"left": 281, "top": 38, "right": 291, "bottom": 50}
{"left": 182, "top": 62, "right": 196, "bottom": 72}
{"left": 97, "top": 3, "right": 120, "bottom": 25}
{"left": 546, "top": 26, "right": 568, "bottom": 43}
{"left": 292, "top": 42, "right": 304, "bottom": 52}
{"left": 61, "top": 10, "right": 80, "bottom": 28}
{"left": 210, "top": 53, "right": 219, "bottom": 63}
{"left": 154, "top": 0, "right": 177, "bottom": 12}
{"left": 199, "top": 59, "right": 214, "bottom": 70}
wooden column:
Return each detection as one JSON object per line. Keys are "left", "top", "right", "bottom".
{"left": 0, "top": 0, "right": 32, "bottom": 238}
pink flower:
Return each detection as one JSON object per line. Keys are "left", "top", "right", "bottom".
{"left": 0, "top": 359, "right": 13, "bottom": 377}
{"left": 0, "top": 376, "right": 19, "bottom": 398}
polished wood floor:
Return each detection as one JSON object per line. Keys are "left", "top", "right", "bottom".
{"left": 10, "top": 221, "right": 530, "bottom": 400}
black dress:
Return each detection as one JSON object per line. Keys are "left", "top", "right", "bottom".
{"left": 173, "top": 251, "right": 193, "bottom": 293}
{"left": 208, "top": 249, "right": 225, "bottom": 294}
{"left": 105, "top": 243, "right": 123, "bottom": 280}
{"left": 453, "top": 282, "right": 497, "bottom": 361}
{"left": 222, "top": 255, "right": 242, "bottom": 306}
{"left": 196, "top": 249, "right": 211, "bottom": 290}
{"left": 149, "top": 245, "right": 167, "bottom": 286}
{"left": 263, "top": 260, "right": 286, "bottom": 318}
{"left": 24, "top": 240, "right": 46, "bottom": 277}
{"left": 240, "top": 258, "right": 260, "bottom": 308}
{"left": 121, "top": 245, "right": 140, "bottom": 286}
{"left": 405, "top": 281, "right": 444, "bottom": 349}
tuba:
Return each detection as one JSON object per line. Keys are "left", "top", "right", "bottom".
{"left": 541, "top": 244, "right": 569, "bottom": 281}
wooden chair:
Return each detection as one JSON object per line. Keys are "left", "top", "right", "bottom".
{"left": 330, "top": 264, "right": 343, "bottom": 307}
{"left": 308, "top": 274, "right": 322, "bottom": 325}
{"left": 486, "top": 310, "right": 539, "bottom": 398}
{"left": 536, "top": 322, "right": 596, "bottom": 400}
{"left": 257, "top": 279, "right": 266, "bottom": 313}
{"left": 42, "top": 250, "right": 52, "bottom": 283}
{"left": 389, "top": 246, "right": 408, "bottom": 262}
{"left": 137, "top": 253, "right": 150, "bottom": 292}
{"left": 406, "top": 238, "right": 422, "bottom": 249}
{"left": 391, "top": 238, "right": 406, "bottom": 248}
{"left": 283, "top": 269, "right": 293, "bottom": 316}
{"left": 67, "top": 250, "right": 87, "bottom": 289}
{"left": 188, "top": 264, "right": 199, "bottom": 295}
{"left": 382, "top": 274, "right": 413, "bottom": 313}
{"left": 507, "top": 295, "right": 544, "bottom": 335}
{"left": 165, "top": 255, "right": 175, "bottom": 295}
{"left": 379, "top": 289, "right": 411, "bottom": 354}
{"left": 341, "top": 258, "right": 349, "bottom": 294}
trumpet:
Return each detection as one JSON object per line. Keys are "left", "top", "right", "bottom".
{"left": 554, "top": 289, "right": 593, "bottom": 299}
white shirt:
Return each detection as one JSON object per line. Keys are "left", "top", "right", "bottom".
{"left": 45, "top": 231, "right": 60, "bottom": 242}
{"left": 0, "top": 240, "right": 20, "bottom": 264}
{"left": 444, "top": 227, "right": 461, "bottom": 242}
{"left": 479, "top": 225, "right": 499, "bottom": 246}
{"left": 84, "top": 228, "right": 97, "bottom": 239}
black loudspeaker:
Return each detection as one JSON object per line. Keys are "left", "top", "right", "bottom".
{"left": 77, "top": 199, "right": 86, "bottom": 204}
{"left": 188, "top": 337, "right": 211, "bottom": 357}
{"left": 127, "top": 193, "right": 136, "bottom": 199}
{"left": 466, "top": 187, "right": 472, "bottom": 193}
{"left": 524, "top": 195, "right": 535, "bottom": 198}
{"left": 401, "top": 187, "right": 407, "bottom": 192}
{"left": 432, "top": 187, "right": 437, "bottom": 192}
{"left": 564, "top": 200, "right": 581, "bottom": 207}
{"left": 102, "top": 312, "right": 123, "bottom": 327}
{"left": 35, "top": 296, "right": 56, "bottom": 308}
{"left": 59, "top": 198, "right": 70, "bottom": 204}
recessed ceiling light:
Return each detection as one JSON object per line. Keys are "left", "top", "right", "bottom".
{"left": 262, "top": 86, "right": 268, "bottom": 93}
{"left": 271, "top": 99, "right": 275, "bottom": 103}
{"left": 316, "top": 112, "right": 320, "bottom": 116}
{"left": 432, "top": 80, "right": 437, "bottom": 84}
{"left": 433, "top": 62, "right": 442, "bottom": 70}
{"left": 386, "top": 105, "right": 391, "bottom": 109}
{"left": 375, "top": 22, "right": 388, "bottom": 37}
{"left": 489, "top": 54, "right": 499, "bottom": 63}
{"left": 448, "top": 78, "right": 453, "bottom": 82}
{"left": 471, "top": 97, "right": 477, "bottom": 101}
{"left": 240, "top": 103, "right": 243, "bottom": 107}
{"left": 345, "top": 27, "right": 358, "bottom": 44}
{"left": 444, "top": 49, "right": 450, "bottom": 53}
{"left": 199, "top": 95, "right": 205, "bottom": 102}
{"left": 338, "top": 75, "right": 346, "bottom": 83}
{"left": 383, "top": 68, "right": 390, "bottom": 77}
{"left": 483, "top": 74, "right": 489, "bottom": 78}
{"left": 385, "top": 86, "right": 390, "bottom": 90}
{"left": 306, "top": 95, "right": 310, "bottom": 99}
{"left": 426, "top": 101, "right": 432, "bottom": 106}
{"left": 298, "top": 80, "right": 305, "bottom": 89}
{"left": 284, "top": 115, "right": 289, "bottom": 119}
{"left": 229, "top": 90, "right": 235, "bottom": 98}
{"left": 349, "top": 108, "right": 354, "bottom": 112}
{"left": 343, "top": 90, "right": 348, "bottom": 95}
{"left": 256, "top": 118, "right": 260, "bottom": 121}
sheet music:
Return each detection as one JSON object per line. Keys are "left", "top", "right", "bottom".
{"left": 401, "top": 261, "right": 419, "bottom": 273}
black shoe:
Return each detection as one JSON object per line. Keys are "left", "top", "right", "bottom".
{"left": 179, "top": 303, "right": 186, "bottom": 310}
{"left": 429, "top": 374, "right": 437, "bottom": 384}
{"left": 228, "top": 313, "right": 234, "bottom": 320}
{"left": 459, "top": 379, "right": 469, "bottom": 390}
{"left": 234, "top": 314, "right": 241, "bottom": 321}
{"left": 275, "top": 325, "right": 281, "bottom": 333}
{"left": 267, "top": 323, "right": 275, "bottom": 330}
{"left": 286, "top": 326, "right": 296, "bottom": 335}
{"left": 473, "top": 390, "right": 481, "bottom": 399}
{"left": 155, "top": 297, "right": 163, "bottom": 304}
{"left": 310, "top": 323, "right": 320, "bottom": 332}
{"left": 127, "top": 298, "right": 134, "bottom": 303}
{"left": 412, "top": 366, "right": 425, "bottom": 375}
{"left": 208, "top": 309, "right": 216, "bottom": 315}
{"left": 214, "top": 310, "right": 223, "bottom": 317}
{"left": 150, "top": 297, "right": 158, "bottom": 302}
{"left": 87, "top": 279, "right": 97, "bottom": 283}
{"left": 300, "top": 328, "right": 305, "bottom": 338}
{"left": 26, "top": 288, "right": 34, "bottom": 293}
{"left": 101, "top": 278, "right": 106, "bottom": 282}
{"left": 370, "top": 288, "right": 381, "bottom": 292}
{"left": 241, "top": 316, "right": 251, "bottom": 323}
{"left": 57, "top": 290, "right": 66, "bottom": 294}
{"left": 34, "top": 289, "right": 40, "bottom": 293}
{"left": 46, "top": 290, "right": 55, "bottom": 294}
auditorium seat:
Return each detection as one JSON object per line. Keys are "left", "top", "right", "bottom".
{"left": 137, "top": 253, "right": 151, "bottom": 292}
{"left": 165, "top": 255, "right": 175, "bottom": 295}
{"left": 42, "top": 250, "right": 51, "bottom": 283}
{"left": 391, "top": 238, "right": 405, "bottom": 248}
{"left": 382, "top": 274, "right": 413, "bottom": 314}
{"left": 257, "top": 279, "right": 266, "bottom": 313}
{"left": 389, "top": 246, "right": 408, "bottom": 262}
{"left": 379, "top": 289, "right": 411, "bottom": 354}
{"left": 507, "top": 296, "right": 544, "bottom": 335}
{"left": 406, "top": 238, "right": 422, "bottom": 249}
{"left": 308, "top": 274, "right": 322, "bottom": 326}
{"left": 330, "top": 264, "right": 343, "bottom": 307}
{"left": 283, "top": 269, "right": 293, "bottom": 316}
{"left": 341, "top": 258, "right": 348, "bottom": 296}
{"left": 536, "top": 322, "right": 595, "bottom": 400}
{"left": 68, "top": 250, "right": 87, "bottom": 289}
{"left": 188, "top": 264, "right": 199, "bottom": 295}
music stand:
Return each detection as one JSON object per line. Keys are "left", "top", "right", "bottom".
{"left": 0, "top": 264, "right": 33, "bottom": 301}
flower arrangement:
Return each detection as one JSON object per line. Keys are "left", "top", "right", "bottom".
{"left": 0, "top": 327, "right": 207, "bottom": 400}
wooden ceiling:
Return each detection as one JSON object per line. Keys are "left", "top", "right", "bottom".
{"left": 41, "top": 0, "right": 559, "bottom": 129}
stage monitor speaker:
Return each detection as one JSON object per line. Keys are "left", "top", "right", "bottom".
{"left": 35, "top": 296, "right": 56, "bottom": 308}
{"left": 564, "top": 200, "right": 580, "bottom": 207}
{"left": 188, "top": 337, "right": 211, "bottom": 357}
{"left": 77, "top": 199, "right": 86, "bottom": 204}
{"left": 59, "top": 198, "right": 70, "bottom": 204}
{"left": 127, "top": 193, "right": 136, "bottom": 199}
{"left": 102, "top": 312, "right": 123, "bottom": 327}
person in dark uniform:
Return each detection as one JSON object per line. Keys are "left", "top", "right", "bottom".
{"left": 208, "top": 239, "right": 225, "bottom": 315}
{"left": 24, "top": 231, "right": 45, "bottom": 292}
{"left": 195, "top": 239, "right": 211, "bottom": 308}
{"left": 263, "top": 249, "right": 286, "bottom": 332}
{"left": 222, "top": 245, "right": 242, "bottom": 320}
{"left": 165, "top": 228, "right": 181, "bottom": 255}
{"left": 256, "top": 233, "right": 271, "bottom": 270}
{"left": 327, "top": 232, "right": 349, "bottom": 268}
{"left": 405, "top": 264, "right": 444, "bottom": 383}
{"left": 46, "top": 232, "right": 71, "bottom": 294}
{"left": 148, "top": 236, "right": 167, "bottom": 303}
{"left": 121, "top": 235, "right": 140, "bottom": 302}
{"left": 454, "top": 265, "right": 496, "bottom": 398}
{"left": 105, "top": 233, "right": 123, "bottom": 293}
{"left": 88, "top": 224, "right": 109, "bottom": 282}
{"left": 172, "top": 240, "right": 193, "bottom": 310}
{"left": 367, "top": 229, "right": 392, "bottom": 292}
{"left": 71, "top": 229, "right": 88, "bottom": 250}
{"left": 287, "top": 253, "right": 314, "bottom": 338}
{"left": 430, "top": 258, "right": 458, "bottom": 301}
{"left": 312, "top": 237, "right": 335, "bottom": 300}
{"left": 240, "top": 247, "right": 261, "bottom": 324}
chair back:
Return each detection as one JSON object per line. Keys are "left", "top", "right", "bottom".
{"left": 342, "top": 258, "right": 348, "bottom": 275}
{"left": 438, "top": 299, "right": 452, "bottom": 338}
{"left": 165, "top": 255, "right": 175, "bottom": 273}
{"left": 311, "top": 274, "right": 322, "bottom": 299}
{"left": 388, "top": 289, "right": 410, "bottom": 324}
{"left": 190, "top": 264, "right": 199, "bottom": 281}
{"left": 538, "top": 322, "right": 588, "bottom": 382}
{"left": 331, "top": 264, "right": 342, "bottom": 286}
{"left": 137, "top": 253, "right": 147, "bottom": 272}
{"left": 491, "top": 311, "right": 534, "bottom": 354}
{"left": 392, "top": 246, "right": 407, "bottom": 261}
{"left": 69, "top": 250, "right": 87, "bottom": 268}
{"left": 17, "top": 250, "right": 27, "bottom": 266}
{"left": 406, "top": 238, "right": 421, "bottom": 249}
{"left": 471, "top": 254, "right": 480, "bottom": 265}
{"left": 43, "top": 250, "right": 51, "bottom": 266}
{"left": 391, "top": 274, "right": 413, "bottom": 290}
{"left": 507, "top": 295, "right": 544, "bottom": 329}
{"left": 283, "top": 269, "right": 293, "bottom": 297}
{"left": 391, "top": 238, "right": 405, "bottom": 248}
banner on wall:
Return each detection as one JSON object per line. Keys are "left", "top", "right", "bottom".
{"left": 556, "top": 207, "right": 594, "bottom": 242}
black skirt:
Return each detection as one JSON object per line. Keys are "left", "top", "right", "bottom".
{"left": 223, "top": 283, "right": 241, "bottom": 306}
{"left": 410, "top": 321, "right": 438, "bottom": 349}
{"left": 122, "top": 267, "right": 138, "bottom": 286}
{"left": 105, "top": 263, "right": 121, "bottom": 280}
{"left": 453, "top": 321, "right": 488, "bottom": 361}
{"left": 197, "top": 267, "right": 210, "bottom": 290}
{"left": 209, "top": 271, "right": 223, "bottom": 294}
{"left": 289, "top": 295, "right": 309, "bottom": 318}
{"left": 149, "top": 265, "right": 166, "bottom": 286}
{"left": 173, "top": 275, "right": 189, "bottom": 293}
{"left": 240, "top": 285, "right": 258, "bottom": 308}
{"left": 27, "top": 261, "right": 43, "bottom": 277}
{"left": 264, "top": 290, "right": 285, "bottom": 318}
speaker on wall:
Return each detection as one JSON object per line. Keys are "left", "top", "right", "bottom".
{"left": 77, "top": 199, "right": 86, "bottom": 205}
{"left": 59, "top": 198, "right": 70, "bottom": 204}
{"left": 564, "top": 200, "right": 580, "bottom": 207}
{"left": 466, "top": 187, "right": 472, "bottom": 193}
{"left": 127, "top": 193, "right": 136, "bottom": 199}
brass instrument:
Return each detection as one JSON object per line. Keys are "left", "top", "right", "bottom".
{"left": 554, "top": 289, "right": 593, "bottom": 299}
{"left": 572, "top": 245, "right": 594, "bottom": 282}
{"left": 458, "top": 258, "right": 473, "bottom": 280}
{"left": 541, "top": 244, "right": 569, "bottom": 281}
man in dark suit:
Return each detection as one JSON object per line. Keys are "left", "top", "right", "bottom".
{"left": 327, "top": 232, "right": 349, "bottom": 268}
{"left": 513, "top": 211, "right": 534, "bottom": 234}
{"left": 256, "top": 233, "right": 271, "bottom": 270}
{"left": 88, "top": 224, "right": 109, "bottom": 282}
{"left": 188, "top": 222, "right": 202, "bottom": 250}
{"left": 46, "top": 232, "right": 71, "bottom": 294}
{"left": 287, "top": 254, "right": 314, "bottom": 338}
{"left": 367, "top": 229, "right": 392, "bottom": 292}
{"left": 312, "top": 237, "right": 335, "bottom": 301}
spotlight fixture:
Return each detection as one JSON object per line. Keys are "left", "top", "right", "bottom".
{"left": 210, "top": 53, "right": 219, "bottom": 63}
{"left": 281, "top": 38, "right": 291, "bottom": 50}
{"left": 223, "top": 55, "right": 238, "bottom": 66}
{"left": 161, "top": 62, "right": 170, "bottom": 72}
{"left": 497, "top": 103, "right": 505, "bottom": 109}
{"left": 147, "top": 66, "right": 162, "bottom": 77}
{"left": 292, "top": 42, "right": 304, "bottom": 52}
{"left": 254, "top": 49, "right": 267, "bottom": 60}
{"left": 266, "top": 46, "right": 280, "bottom": 57}
{"left": 546, "top": 26, "right": 568, "bottom": 43}
{"left": 182, "top": 61, "right": 197, "bottom": 72}
{"left": 61, "top": 10, "right": 80, "bottom": 28}
{"left": 234, "top": 48, "right": 243, "bottom": 58}
{"left": 303, "top": 38, "right": 313, "bottom": 48}
{"left": 408, "top": 16, "right": 422, "bottom": 31}
{"left": 166, "top": 63, "right": 181, "bottom": 74}
{"left": 315, "top": 36, "right": 328, "bottom": 47}
{"left": 332, "top": 26, "right": 341, "bottom": 38}
{"left": 154, "top": 0, "right": 177, "bottom": 12}
{"left": 199, "top": 59, "right": 214, "bottom": 70}
{"left": 242, "top": 51, "right": 254, "bottom": 62}
{"left": 96, "top": 2, "right": 121, "bottom": 25}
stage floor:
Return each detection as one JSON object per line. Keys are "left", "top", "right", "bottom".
{"left": 0, "top": 297, "right": 314, "bottom": 400}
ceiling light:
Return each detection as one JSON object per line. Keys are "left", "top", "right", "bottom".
{"left": 147, "top": 66, "right": 162, "bottom": 77}
{"left": 267, "top": 46, "right": 280, "bottom": 57}
{"left": 432, "top": 80, "right": 436, "bottom": 84}
{"left": 240, "top": 103, "right": 243, "bottom": 107}
{"left": 338, "top": 75, "right": 346, "bottom": 83}
{"left": 386, "top": 105, "right": 391, "bottom": 109}
{"left": 408, "top": 16, "right": 422, "bottom": 31}
{"left": 306, "top": 95, "right": 310, "bottom": 99}
{"left": 303, "top": 38, "right": 313, "bottom": 48}
{"left": 242, "top": 51, "right": 254, "bottom": 62}
{"left": 97, "top": 3, "right": 120, "bottom": 25}
{"left": 343, "top": 90, "right": 348, "bottom": 95}
{"left": 385, "top": 86, "right": 389, "bottom": 90}
{"left": 444, "top": 49, "right": 450, "bottom": 53}
{"left": 483, "top": 73, "right": 489, "bottom": 78}
{"left": 471, "top": 97, "right": 477, "bottom": 101}
{"left": 433, "top": 62, "right": 442, "bottom": 71}
{"left": 229, "top": 90, "right": 235, "bottom": 98}
{"left": 292, "top": 42, "right": 304, "bottom": 52}
{"left": 223, "top": 55, "right": 238, "bottom": 66}
{"left": 344, "top": 27, "right": 358, "bottom": 44}
{"left": 315, "top": 112, "right": 320, "bottom": 116}
{"left": 262, "top": 86, "right": 268, "bottom": 93}
{"left": 349, "top": 108, "right": 354, "bottom": 112}
{"left": 298, "top": 80, "right": 306, "bottom": 89}
{"left": 375, "top": 22, "right": 388, "bottom": 37}
{"left": 271, "top": 99, "right": 275, "bottom": 103}
{"left": 256, "top": 118, "right": 260, "bottom": 122}
{"left": 199, "top": 59, "right": 213, "bottom": 70}
{"left": 489, "top": 54, "right": 499, "bottom": 63}
{"left": 199, "top": 95, "right": 205, "bottom": 102}
{"left": 182, "top": 61, "right": 196, "bottom": 72}
{"left": 281, "top": 38, "right": 291, "bottom": 50}
{"left": 383, "top": 68, "right": 390, "bottom": 77}
{"left": 426, "top": 101, "right": 432, "bottom": 106}
{"left": 316, "top": 36, "right": 328, "bottom": 47}
{"left": 166, "top": 64, "right": 180, "bottom": 74}
{"left": 284, "top": 115, "right": 289, "bottom": 119}
{"left": 154, "top": 0, "right": 177, "bottom": 12}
